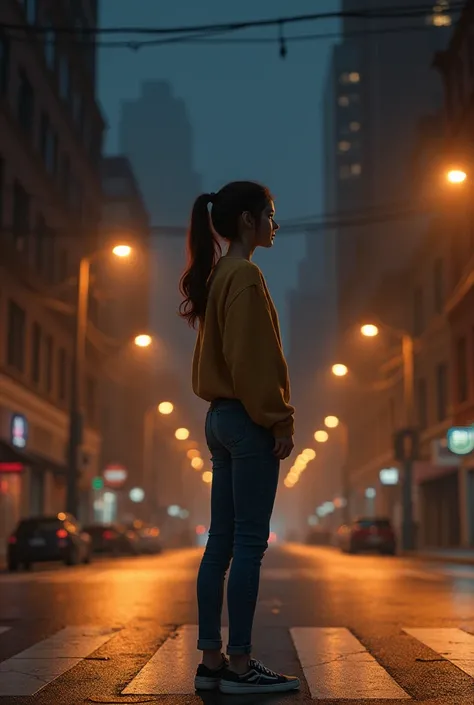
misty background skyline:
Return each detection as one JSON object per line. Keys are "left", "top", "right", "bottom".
{"left": 98, "top": 0, "right": 339, "bottom": 346}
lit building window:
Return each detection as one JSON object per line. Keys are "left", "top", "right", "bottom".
{"left": 338, "top": 140, "right": 351, "bottom": 152}
{"left": 349, "top": 121, "right": 361, "bottom": 132}
{"left": 349, "top": 72, "right": 360, "bottom": 83}
{"left": 338, "top": 95, "right": 349, "bottom": 107}
{"left": 427, "top": 1, "right": 452, "bottom": 26}
{"left": 351, "top": 163, "right": 362, "bottom": 175}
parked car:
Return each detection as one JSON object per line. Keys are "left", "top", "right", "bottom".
{"left": 7, "top": 514, "right": 92, "bottom": 571}
{"left": 336, "top": 518, "right": 397, "bottom": 555}
{"left": 125, "top": 521, "right": 162, "bottom": 554}
{"left": 83, "top": 523, "right": 140, "bottom": 556}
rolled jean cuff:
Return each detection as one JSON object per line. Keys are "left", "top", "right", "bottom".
{"left": 197, "top": 638, "right": 222, "bottom": 651}
{"left": 226, "top": 644, "right": 252, "bottom": 656}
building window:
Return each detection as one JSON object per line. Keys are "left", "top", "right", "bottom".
{"left": 0, "top": 30, "right": 10, "bottom": 96}
{"left": 12, "top": 181, "right": 30, "bottom": 252}
{"left": 338, "top": 140, "right": 351, "bottom": 152}
{"left": 456, "top": 336, "right": 468, "bottom": 403}
{"left": 59, "top": 56, "right": 70, "bottom": 101}
{"left": 58, "top": 348, "right": 67, "bottom": 400}
{"left": 349, "top": 121, "right": 361, "bottom": 132}
{"left": 417, "top": 378, "right": 428, "bottom": 430}
{"left": 17, "top": 69, "right": 35, "bottom": 136}
{"left": 45, "top": 334, "right": 53, "bottom": 392}
{"left": 40, "top": 112, "right": 58, "bottom": 175}
{"left": 350, "top": 163, "right": 362, "bottom": 175}
{"left": 433, "top": 257, "right": 444, "bottom": 314}
{"left": 61, "top": 153, "right": 71, "bottom": 201}
{"left": 43, "top": 23, "right": 56, "bottom": 69}
{"left": 22, "top": 0, "right": 38, "bottom": 24}
{"left": 413, "top": 287, "right": 424, "bottom": 335}
{"left": 426, "top": 1, "right": 452, "bottom": 26}
{"left": 338, "top": 95, "right": 350, "bottom": 107}
{"left": 340, "top": 72, "right": 360, "bottom": 84}
{"left": 7, "top": 300, "right": 26, "bottom": 372}
{"left": 31, "top": 322, "right": 41, "bottom": 384}
{"left": 436, "top": 362, "right": 448, "bottom": 422}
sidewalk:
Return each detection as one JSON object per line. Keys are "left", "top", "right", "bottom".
{"left": 402, "top": 548, "right": 474, "bottom": 565}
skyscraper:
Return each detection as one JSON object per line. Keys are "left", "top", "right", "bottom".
{"left": 118, "top": 81, "right": 203, "bottom": 378}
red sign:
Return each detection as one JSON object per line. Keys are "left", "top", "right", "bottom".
{"left": 0, "top": 462, "right": 23, "bottom": 473}
{"left": 103, "top": 464, "right": 127, "bottom": 488}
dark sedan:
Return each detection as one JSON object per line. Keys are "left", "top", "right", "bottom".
{"left": 7, "top": 514, "right": 92, "bottom": 571}
{"left": 336, "top": 518, "right": 397, "bottom": 555}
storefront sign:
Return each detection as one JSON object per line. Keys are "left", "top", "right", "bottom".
{"left": 103, "top": 464, "right": 127, "bottom": 488}
{"left": 10, "top": 414, "right": 28, "bottom": 449}
{"left": 379, "top": 467, "right": 399, "bottom": 485}
{"left": 0, "top": 462, "right": 23, "bottom": 473}
{"left": 447, "top": 427, "right": 474, "bottom": 456}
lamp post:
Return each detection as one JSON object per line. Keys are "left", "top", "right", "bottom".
{"left": 323, "top": 416, "right": 350, "bottom": 524}
{"left": 65, "top": 245, "right": 132, "bottom": 517}
{"left": 360, "top": 322, "right": 416, "bottom": 550}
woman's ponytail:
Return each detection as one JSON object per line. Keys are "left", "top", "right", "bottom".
{"left": 179, "top": 193, "right": 221, "bottom": 327}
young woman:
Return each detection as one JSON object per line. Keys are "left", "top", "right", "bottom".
{"left": 179, "top": 181, "right": 299, "bottom": 695}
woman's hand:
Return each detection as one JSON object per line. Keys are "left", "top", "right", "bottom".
{"left": 273, "top": 436, "right": 294, "bottom": 460}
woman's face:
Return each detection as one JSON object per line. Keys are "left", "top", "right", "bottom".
{"left": 255, "top": 200, "right": 280, "bottom": 249}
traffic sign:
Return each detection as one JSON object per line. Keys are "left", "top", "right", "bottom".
{"left": 103, "top": 464, "right": 127, "bottom": 488}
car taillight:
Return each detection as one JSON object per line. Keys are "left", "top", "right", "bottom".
{"left": 56, "top": 529, "right": 68, "bottom": 539}
{"left": 8, "top": 536, "right": 17, "bottom": 545}
{"left": 103, "top": 530, "right": 114, "bottom": 540}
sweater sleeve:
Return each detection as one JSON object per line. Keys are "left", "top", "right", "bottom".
{"left": 222, "top": 284, "right": 294, "bottom": 437}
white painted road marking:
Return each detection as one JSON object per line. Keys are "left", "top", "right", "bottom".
{"left": 123, "top": 625, "right": 229, "bottom": 695}
{"left": 404, "top": 628, "right": 474, "bottom": 678}
{"left": 0, "top": 626, "right": 120, "bottom": 696}
{"left": 290, "top": 627, "right": 411, "bottom": 700}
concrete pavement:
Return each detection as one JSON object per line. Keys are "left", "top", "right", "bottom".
{"left": 0, "top": 544, "right": 473, "bottom": 703}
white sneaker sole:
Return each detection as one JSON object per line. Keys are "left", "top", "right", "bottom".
{"left": 219, "top": 677, "right": 301, "bottom": 694}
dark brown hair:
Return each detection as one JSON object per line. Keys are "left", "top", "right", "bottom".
{"left": 179, "top": 180, "right": 272, "bottom": 327}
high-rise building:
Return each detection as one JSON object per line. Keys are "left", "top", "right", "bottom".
{"left": 118, "top": 81, "right": 203, "bottom": 380}
{"left": 0, "top": 0, "right": 105, "bottom": 552}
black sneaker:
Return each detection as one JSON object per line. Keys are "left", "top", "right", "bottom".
{"left": 219, "top": 659, "right": 300, "bottom": 694}
{"left": 194, "top": 654, "right": 229, "bottom": 691}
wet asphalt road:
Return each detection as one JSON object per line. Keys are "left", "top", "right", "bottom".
{"left": 0, "top": 544, "right": 473, "bottom": 705}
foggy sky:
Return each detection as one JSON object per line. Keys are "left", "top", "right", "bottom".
{"left": 98, "top": 0, "right": 339, "bottom": 344}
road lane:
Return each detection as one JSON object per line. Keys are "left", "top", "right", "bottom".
{"left": 0, "top": 544, "right": 472, "bottom": 704}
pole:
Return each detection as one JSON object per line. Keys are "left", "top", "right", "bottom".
{"left": 340, "top": 422, "right": 350, "bottom": 524}
{"left": 401, "top": 334, "right": 415, "bottom": 551}
{"left": 66, "top": 257, "right": 90, "bottom": 517}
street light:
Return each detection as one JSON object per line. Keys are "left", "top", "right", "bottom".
{"left": 134, "top": 334, "right": 152, "bottom": 348}
{"left": 66, "top": 244, "right": 132, "bottom": 517}
{"left": 175, "top": 427, "right": 190, "bottom": 441}
{"left": 361, "top": 324, "right": 379, "bottom": 337}
{"left": 112, "top": 244, "right": 132, "bottom": 257}
{"left": 191, "top": 457, "right": 204, "bottom": 470}
{"left": 314, "top": 430, "right": 329, "bottom": 443}
{"left": 446, "top": 168, "right": 467, "bottom": 185}
{"left": 187, "top": 448, "right": 200, "bottom": 460}
{"left": 332, "top": 363, "right": 348, "bottom": 377}
{"left": 158, "top": 401, "right": 174, "bottom": 415}
{"left": 202, "top": 471, "right": 213, "bottom": 484}
{"left": 324, "top": 415, "right": 340, "bottom": 429}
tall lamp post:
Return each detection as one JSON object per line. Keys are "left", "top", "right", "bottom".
{"left": 360, "top": 323, "right": 416, "bottom": 550}
{"left": 66, "top": 244, "right": 132, "bottom": 517}
{"left": 323, "top": 416, "right": 350, "bottom": 523}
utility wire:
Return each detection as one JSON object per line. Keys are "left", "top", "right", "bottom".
{"left": 0, "top": 2, "right": 464, "bottom": 36}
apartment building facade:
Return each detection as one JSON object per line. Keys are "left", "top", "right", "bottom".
{"left": 0, "top": 0, "right": 105, "bottom": 554}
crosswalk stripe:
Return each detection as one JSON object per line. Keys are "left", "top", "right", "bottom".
{"left": 404, "top": 628, "right": 474, "bottom": 678}
{"left": 0, "top": 626, "right": 121, "bottom": 696}
{"left": 290, "top": 627, "right": 411, "bottom": 700}
{"left": 122, "top": 625, "right": 229, "bottom": 695}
